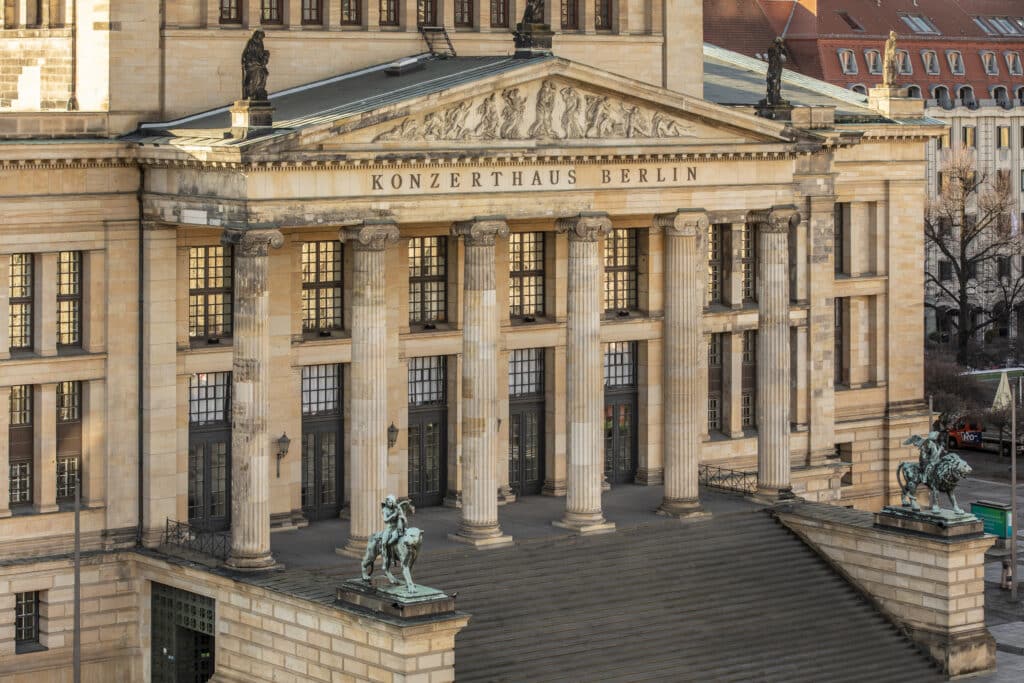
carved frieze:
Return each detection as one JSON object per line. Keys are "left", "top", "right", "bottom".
{"left": 372, "top": 79, "right": 697, "bottom": 143}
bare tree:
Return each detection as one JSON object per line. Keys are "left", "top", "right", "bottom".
{"left": 925, "top": 148, "right": 1022, "bottom": 365}
{"left": 925, "top": 350, "right": 988, "bottom": 430}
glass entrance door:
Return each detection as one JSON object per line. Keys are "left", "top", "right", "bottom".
{"left": 408, "top": 409, "right": 447, "bottom": 507}
{"left": 187, "top": 432, "right": 230, "bottom": 531}
{"left": 604, "top": 395, "right": 637, "bottom": 485}
{"left": 301, "top": 425, "right": 342, "bottom": 521}
{"left": 509, "top": 401, "right": 544, "bottom": 496}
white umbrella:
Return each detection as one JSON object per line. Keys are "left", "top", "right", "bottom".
{"left": 994, "top": 370, "right": 1013, "bottom": 412}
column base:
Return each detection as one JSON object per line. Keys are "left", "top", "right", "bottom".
{"left": 498, "top": 486, "right": 517, "bottom": 505}
{"left": 225, "top": 552, "right": 278, "bottom": 572}
{"left": 553, "top": 513, "right": 616, "bottom": 535}
{"left": 748, "top": 486, "right": 798, "bottom": 506}
{"left": 448, "top": 524, "right": 514, "bottom": 549}
{"left": 657, "top": 498, "right": 710, "bottom": 519}
{"left": 542, "top": 480, "right": 566, "bottom": 496}
{"left": 337, "top": 536, "right": 370, "bottom": 559}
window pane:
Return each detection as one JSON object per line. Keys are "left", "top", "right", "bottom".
{"left": 603, "top": 228, "right": 638, "bottom": 312}
{"left": 189, "top": 246, "right": 233, "bottom": 341}
{"left": 9, "top": 254, "right": 33, "bottom": 350}
{"left": 189, "top": 372, "right": 232, "bottom": 425}
{"left": 301, "top": 364, "right": 341, "bottom": 416}
{"left": 509, "top": 348, "right": 544, "bottom": 396}
{"left": 302, "top": 241, "right": 343, "bottom": 332}
{"left": 15, "top": 592, "right": 39, "bottom": 644}
{"left": 408, "top": 356, "right": 446, "bottom": 406}
{"left": 509, "top": 232, "right": 545, "bottom": 318}
{"left": 603, "top": 342, "right": 637, "bottom": 387}
{"left": 408, "top": 237, "right": 447, "bottom": 324}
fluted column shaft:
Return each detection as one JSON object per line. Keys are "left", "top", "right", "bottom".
{"left": 224, "top": 229, "right": 283, "bottom": 571}
{"left": 450, "top": 218, "right": 513, "bottom": 547}
{"left": 658, "top": 211, "right": 707, "bottom": 516}
{"left": 753, "top": 207, "right": 799, "bottom": 500}
{"left": 340, "top": 221, "right": 399, "bottom": 554}
{"left": 554, "top": 214, "right": 615, "bottom": 534}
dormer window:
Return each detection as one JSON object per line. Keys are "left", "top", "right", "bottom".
{"left": 837, "top": 11, "right": 863, "bottom": 32}
{"left": 907, "top": 85, "right": 922, "bottom": 98}
{"left": 947, "top": 50, "right": 965, "bottom": 76}
{"left": 850, "top": 84, "right": 867, "bottom": 96}
{"left": 897, "top": 50, "right": 913, "bottom": 75}
{"left": 933, "top": 85, "right": 952, "bottom": 109}
{"left": 921, "top": 50, "right": 940, "bottom": 75}
{"left": 865, "top": 49, "right": 882, "bottom": 75}
{"left": 1006, "top": 52, "right": 1023, "bottom": 76}
{"left": 1017, "top": 86, "right": 1024, "bottom": 105}
{"left": 982, "top": 51, "right": 1000, "bottom": 76}
{"left": 899, "top": 13, "right": 940, "bottom": 35}
{"left": 974, "top": 17, "right": 996, "bottom": 35}
{"left": 990, "top": 16, "right": 1022, "bottom": 35}
{"left": 958, "top": 86, "right": 977, "bottom": 109}
{"left": 838, "top": 49, "right": 858, "bottom": 75}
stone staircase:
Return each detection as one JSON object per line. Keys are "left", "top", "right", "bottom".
{"left": 411, "top": 509, "right": 945, "bottom": 682}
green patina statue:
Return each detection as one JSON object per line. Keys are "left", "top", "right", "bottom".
{"left": 361, "top": 495, "right": 423, "bottom": 593}
{"left": 898, "top": 432, "right": 973, "bottom": 514}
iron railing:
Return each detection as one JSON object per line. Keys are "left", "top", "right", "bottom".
{"left": 699, "top": 464, "right": 758, "bottom": 494}
{"left": 161, "top": 519, "right": 231, "bottom": 561}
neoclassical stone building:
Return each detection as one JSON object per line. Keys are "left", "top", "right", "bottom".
{"left": 0, "top": 1, "right": 940, "bottom": 680}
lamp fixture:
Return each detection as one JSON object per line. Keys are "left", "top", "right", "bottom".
{"left": 275, "top": 432, "right": 291, "bottom": 478}
{"left": 387, "top": 423, "right": 399, "bottom": 449}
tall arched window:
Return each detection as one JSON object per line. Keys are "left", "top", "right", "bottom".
{"left": 933, "top": 85, "right": 952, "bottom": 109}
{"left": 993, "top": 86, "right": 1012, "bottom": 108}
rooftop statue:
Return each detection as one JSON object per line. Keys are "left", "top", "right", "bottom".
{"left": 764, "top": 37, "right": 789, "bottom": 107}
{"left": 521, "top": 0, "right": 544, "bottom": 24}
{"left": 882, "top": 30, "right": 899, "bottom": 87}
{"left": 361, "top": 495, "right": 423, "bottom": 593}
{"left": 898, "top": 432, "right": 973, "bottom": 514}
{"left": 242, "top": 30, "right": 270, "bottom": 101}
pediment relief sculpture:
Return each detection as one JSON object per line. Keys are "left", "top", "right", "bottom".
{"left": 372, "top": 79, "right": 698, "bottom": 143}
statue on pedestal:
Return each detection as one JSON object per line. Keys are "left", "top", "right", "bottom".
{"left": 241, "top": 30, "right": 270, "bottom": 101}
{"left": 763, "top": 37, "right": 789, "bottom": 107}
{"left": 361, "top": 495, "right": 423, "bottom": 593}
{"left": 882, "top": 30, "right": 899, "bottom": 87}
{"left": 898, "top": 432, "right": 973, "bottom": 514}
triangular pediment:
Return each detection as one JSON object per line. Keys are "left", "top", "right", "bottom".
{"left": 262, "top": 58, "right": 802, "bottom": 153}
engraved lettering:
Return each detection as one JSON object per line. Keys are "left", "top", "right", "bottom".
{"left": 430, "top": 173, "right": 441, "bottom": 189}
{"left": 531, "top": 171, "right": 543, "bottom": 186}
{"left": 390, "top": 174, "right": 403, "bottom": 190}
{"left": 450, "top": 173, "right": 460, "bottom": 189}
{"left": 491, "top": 171, "right": 503, "bottom": 185}
{"left": 372, "top": 174, "right": 384, "bottom": 191}
{"left": 512, "top": 171, "right": 523, "bottom": 186}
{"left": 656, "top": 168, "right": 666, "bottom": 182}
{"left": 638, "top": 169, "right": 648, "bottom": 183}
{"left": 673, "top": 167, "right": 679, "bottom": 182}
{"left": 549, "top": 170, "right": 560, "bottom": 185}
{"left": 472, "top": 172, "right": 482, "bottom": 188}
{"left": 621, "top": 169, "right": 630, "bottom": 184}
{"left": 567, "top": 170, "right": 576, "bottom": 184}
{"left": 409, "top": 174, "right": 421, "bottom": 189}
{"left": 687, "top": 166, "right": 697, "bottom": 181}
{"left": 602, "top": 169, "right": 611, "bottom": 184}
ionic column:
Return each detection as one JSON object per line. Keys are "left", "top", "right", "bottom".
{"left": 450, "top": 218, "right": 513, "bottom": 548}
{"left": 751, "top": 207, "right": 800, "bottom": 502}
{"left": 223, "top": 229, "right": 283, "bottom": 571}
{"left": 656, "top": 210, "right": 708, "bottom": 517}
{"left": 339, "top": 220, "right": 399, "bottom": 556}
{"left": 553, "top": 214, "right": 615, "bottom": 534}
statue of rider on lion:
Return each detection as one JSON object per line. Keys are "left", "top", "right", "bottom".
{"left": 898, "top": 432, "right": 972, "bottom": 515}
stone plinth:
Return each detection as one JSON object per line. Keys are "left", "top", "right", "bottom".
{"left": 875, "top": 506, "right": 984, "bottom": 539}
{"left": 230, "top": 99, "right": 274, "bottom": 139}
{"left": 867, "top": 86, "right": 925, "bottom": 119}
{"left": 513, "top": 23, "right": 554, "bottom": 58}
{"left": 337, "top": 578, "right": 456, "bottom": 619}
{"left": 778, "top": 502, "right": 996, "bottom": 677}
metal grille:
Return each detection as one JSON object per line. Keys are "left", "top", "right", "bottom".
{"left": 9, "top": 462, "right": 31, "bottom": 505}
{"left": 380, "top": 0, "right": 398, "bottom": 25}
{"left": 220, "top": 0, "right": 241, "bottom": 22}
{"left": 301, "top": 241, "right": 343, "bottom": 333}
{"left": 561, "top": 0, "right": 578, "bottom": 29}
{"left": 509, "top": 348, "right": 544, "bottom": 397}
{"left": 261, "top": 0, "right": 282, "bottom": 23}
{"left": 9, "top": 253, "right": 33, "bottom": 350}
{"left": 595, "top": 0, "right": 611, "bottom": 29}
{"left": 189, "top": 373, "right": 231, "bottom": 426}
{"left": 302, "top": 0, "right": 322, "bottom": 23}
{"left": 708, "top": 333, "right": 723, "bottom": 432}
{"left": 742, "top": 330, "right": 757, "bottom": 428}
{"left": 57, "top": 251, "right": 82, "bottom": 347}
{"left": 189, "top": 246, "right": 233, "bottom": 342}
{"left": 341, "top": 0, "right": 360, "bottom": 23}
{"left": 491, "top": 0, "right": 508, "bottom": 27}
{"left": 301, "top": 364, "right": 340, "bottom": 416}
{"left": 707, "top": 224, "right": 724, "bottom": 304}
{"left": 408, "top": 356, "right": 446, "bottom": 406}
{"left": 509, "top": 232, "right": 545, "bottom": 320}
{"left": 15, "top": 592, "right": 39, "bottom": 645}
{"left": 57, "top": 380, "right": 81, "bottom": 423}
{"left": 834, "top": 204, "right": 846, "bottom": 274}
{"left": 604, "top": 342, "right": 637, "bottom": 387}
{"left": 57, "top": 455, "right": 79, "bottom": 501}
{"left": 741, "top": 393, "right": 755, "bottom": 428}
{"left": 418, "top": 0, "right": 436, "bottom": 25}
{"left": 699, "top": 464, "right": 757, "bottom": 494}
{"left": 151, "top": 583, "right": 216, "bottom": 637}
{"left": 10, "top": 384, "right": 32, "bottom": 426}
{"left": 707, "top": 397, "right": 721, "bottom": 433}
{"left": 408, "top": 237, "right": 447, "bottom": 325}
{"left": 604, "top": 228, "right": 638, "bottom": 313}
{"left": 835, "top": 298, "right": 846, "bottom": 385}
{"left": 741, "top": 222, "right": 757, "bottom": 303}
{"left": 454, "top": 0, "right": 473, "bottom": 26}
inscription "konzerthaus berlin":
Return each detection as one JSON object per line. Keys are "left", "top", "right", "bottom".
{"left": 368, "top": 165, "right": 699, "bottom": 194}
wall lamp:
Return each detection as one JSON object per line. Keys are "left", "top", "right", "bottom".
{"left": 275, "top": 432, "right": 291, "bottom": 478}
{"left": 387, "top": 423, "right": 399, "bottom": 449}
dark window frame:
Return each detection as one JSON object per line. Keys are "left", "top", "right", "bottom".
{"left": 57, "top": 251, "right": 82, "bottom": 349}
{"left": 509, "top": 348, "right": 545, "bottom": 397}
{"left": 188, "top": 246, "right": 233, "bottom": 344}
{"left": 741, "top": 330, "right": 757, "bottom": 428}
{"left": 707, "top": 223, "right": 725, "bottom": 305}
{"left": 939, "top": 259, "right": 953, "bottom": 282}
{"left": 998, "top": 126, "right": 1011, "bottom": 149}
{"left": 220, "top": 0, "right": 242, "bottom": 24}
{"left": 14, "top": 592, "right": 41, "bottom": 653}
{"left": 380, "top": 0, "right": 399, "bottom": 25}
{"left": 741, "top": 222, "right": 757, "bottom": 303}
{"left": 341, "top": 0, "right": 361, "bottom": 24}
{"left": 509, "top": 232, "right": 546, "bottom": 321}
{"left": 603, "top": 341, "right": 637, "bottom": 388}
{"left": 835, "top": 298, "right": 847, "bottom": 386}
{"left": 261, "top": 0, "right": 283, "bottom": 24}
{"left": 603, "top": 228, "right": 639, "bottom": 315}
{"left": 408, "top": 356, "right": 447, "bottom": 406}
{"left": 418, "top": 0, "right": 437, "bottom": 26}
{"left": 454, "top": 0, "right": 473, "bottom": 27}
{"left": 9, "top": 254, "right": 33, "bottom": 352}
{"left": 561, "top": 0, "right": 578, "bottom": 30}
{"left": 490, "top": 0, "right": 509, "bottom": 27}
{"left": 408, "top": 236, "right": 448, "bottom": 327}
{"left": 302, "top": 0, "right": 323, "bottom": 24}
{"left": 595, "top": 0, "right": 611, "bottom": 30}
{"left": 9, "top": 385, "right": 33, "bottom": 508}
{"left": 301, "top": 241, "right": 344, "bottom": 335}
{"left": 56, "top": 381, "right": 82, "bottom": 503}
{"left": 708, "top": 333, "right": 723, "bottom": 433}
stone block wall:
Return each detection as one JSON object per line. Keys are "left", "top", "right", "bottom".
{"left": 0, "top": 29, "right": 71, "bottom": 110}
{"left": 778, "top": 504, "right": 995, "bottom": 677}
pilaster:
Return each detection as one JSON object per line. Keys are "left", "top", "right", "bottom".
{"left": 222, "top": 228, "right": 284, "bottom": 571}
{"left": 751, "top": 207, "right": 799, "bottom": 503}
{"left": 656, "top": 210, "right": 707, "bottom": 517}
{"left": 83, "top": 250, "right": 106, "bottom": 354}
{"left": 553, "top": 213, "right": 615, "bottom": 534}
{"left": 805, "top": 194, "right": 837, "bottom": 460}
{"left": 34, "top": 382, "right": 58, "bottom": 514}
{"left": 0, "top": 386, "right": 10, "bottom": 517}
{"left": 726, "top": 223, "right": 744, "bottom": 309}
{"left": 37, "top": 252, "right": 57, "bottom": 357}
{"left": 449, "top": 217, "right": 513, "bottom": 548}
{"left": 83, "top": 379, "right": 106, "bottom": 507}
{"left": 339, "top": 220, "right": 400, "bottom": 556}
{"left": 724, "top": 331, "right": 744, "bottom": 438}
{"left": 543, "top": 344, "right": 568, "bottom": 496}
{"left": 0, "top": 256, "right": 9, "bottom": 359}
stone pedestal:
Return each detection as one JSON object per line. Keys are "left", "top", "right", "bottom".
{"left": 867, "top": 86, "right": 925, "bottom": 118}
{"left": 554, "top": 214, "right": 616, "bottom": 535}
{"left": 230, "top": 100, "right": 274, "bottom": 139}
{"left": 751, "top": 207, "right": 799, "bottom": 504}
{"left": 337, "top": 578, "right": 456, "bottom": 619}
{"left": 222, "top": 229, "right": 284, "bottom": 572}
{"left": 449, "top": 218, "right": 513, "bottom": 549}
{"left": 656, "top": 210, "right": 709, "bottom": 518}
{"left": 338, "top": 221, "right": 400, "bottom": 557}
{"left": 513, "top": 23, "right": 554, "bottom": 58}
{"left": 875, "top": 506, "right": 984, "bottom": 538}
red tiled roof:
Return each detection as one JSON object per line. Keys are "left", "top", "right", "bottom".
{"left": 702, "top": 0, "right": 780, "bottom": 60}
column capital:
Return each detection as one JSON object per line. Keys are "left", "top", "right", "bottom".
{"left": 556, "top": 212, "right": 612, "bottom": 242}
{"left": 339, "top": 219, "right": 400, "bottom": 251}
{"left": 452, "top": 216, "right": 509, "bottom": 246}
{"left": 748, "top": 206, "right": 801, "bottom": 233}
{"left": 654, "top": 209, "right": 709, "bottom": 237}
{"left": 221, "top": 229, "right": 285, "bottom": 256}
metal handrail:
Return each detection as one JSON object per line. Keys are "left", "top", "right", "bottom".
{"left": 699, "top": 464, "right": 758, "bottom": 494}
{"left": 161, "top": 519, "right": 231, "bottom": 561}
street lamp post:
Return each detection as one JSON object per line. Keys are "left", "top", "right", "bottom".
{"left": 73, "top": 468, "right": 81, "bottom": 682}
{"left": 1013, "top": 377, "right": 1019, "bottom": 603}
